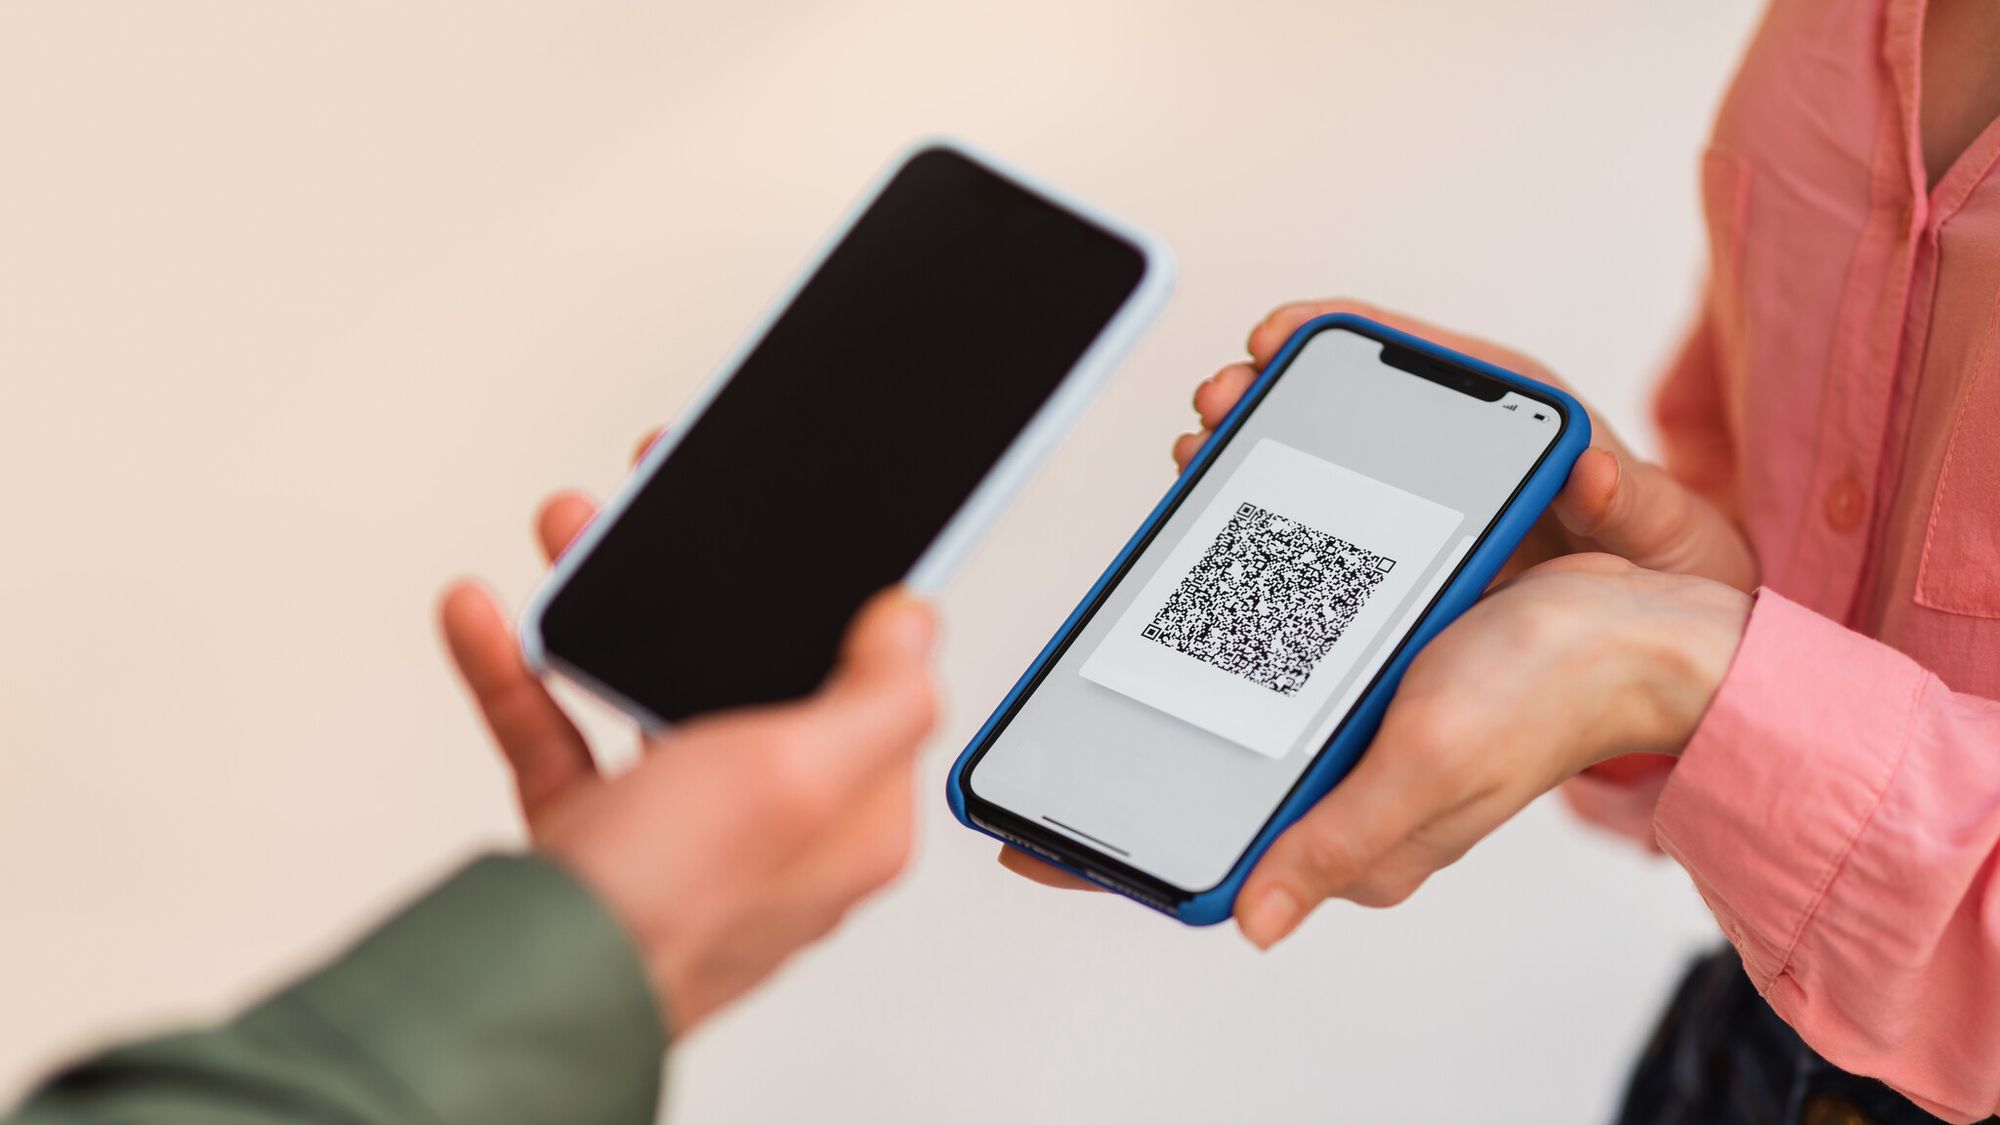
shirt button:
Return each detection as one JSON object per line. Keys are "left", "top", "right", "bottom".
{"left": 1799, "top": 1093, "right": 1871, "bottom": 1125}
{"left": 1825, "top": 477, "right": 1865, "bottom": 532}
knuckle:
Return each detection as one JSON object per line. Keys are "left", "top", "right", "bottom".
{"left": 763, "top": 738, "right": 837, "bottom": 822}
{"left": 1503, "top": 605, "right": 1565, "bottom": 651}
{"left": 1291, "top": 831, "right": 1360, "bottom": 892}
{"left": 1393, "top": 701, "right": 1472, "bottom": 766}
{"left": 1348, "top": 872, "right": 1422, "bottom": 909}
{"left": 762, "top": 713, "right": 818, "bottom": 758}
{"left": 1213, "top": 362, "right": 1254, "bottom": 388}
{"left": 866, "top": 829, "right": 914, "bottom": 886}
{"left": 762, "top": 771, "right": 822, "bottom": 825}
{"left": 1512, "top": 591, "right": 1597, "bottom": 652}
{"left": 1248, "top": 307, "right": 1294, "bottom": 348}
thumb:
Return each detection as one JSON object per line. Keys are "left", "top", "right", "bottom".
{"left": 798, "top": 589, "right": 940, "bottom": 774}
{"left": 827, "top": 588, "right": 937, "bottom": 696}
{"left": 1552, "top": 448, "right": 1758, "bottom": 590}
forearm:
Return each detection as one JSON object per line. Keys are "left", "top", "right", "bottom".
{"left": 1655, "top": 591, "right": 2000, "bottom": 1123}
{"left": 10, "top": 855, "right": 665, "bottom": 1125}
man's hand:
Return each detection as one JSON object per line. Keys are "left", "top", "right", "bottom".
{"left": 439, "top": 473, "right": 937, "bottom": 1033}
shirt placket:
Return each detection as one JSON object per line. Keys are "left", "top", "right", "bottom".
{"left": 1789, "top": 0, "right": 1930, "bottom": 626}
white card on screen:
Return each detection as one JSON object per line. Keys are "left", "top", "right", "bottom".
{"left": 1079, "top": 438, "right": 1461, "bottom": 759}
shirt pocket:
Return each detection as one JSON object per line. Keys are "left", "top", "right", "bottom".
{"left": 1915, "top": 294, "right": 2000, "bottom": 618}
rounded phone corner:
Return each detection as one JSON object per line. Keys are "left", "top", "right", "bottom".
{"left": 1299, "top": 310, "right": 1376, "bottom": 334}
{"left": 932, "top": 135, "right": 1176, "bottom": 306}
{"left": 1175, "top": 892, "right": 1237, "bottom": 928}
{"left": 1284, "top": 310, "right": 1389, "bottom": 353}
{"left": 883, "top": 135, "right": 976, "bottom": 184}
{"left": 943, "top": 762, "right": 975, "bottom": 829}
{"left": 1129, "top": 229, "right": 1177, "bottom": 296}
{"left": 1550, "top": 388, "right": 1594, "bottom": 450}
{"left": 516, "top": 593, "right": 554, "bottom": 675}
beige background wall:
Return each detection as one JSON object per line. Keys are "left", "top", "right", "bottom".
{"left": 0, "top": 3, "right": 1761, "bottom": 1121}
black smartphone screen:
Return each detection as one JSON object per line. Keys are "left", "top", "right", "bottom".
{"left": 534, "top": 146, "right": 1149, "bottom": 723}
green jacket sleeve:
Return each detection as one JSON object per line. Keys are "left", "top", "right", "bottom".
{"left": 10, "top": 854, "right": 666, "bottom": 1125}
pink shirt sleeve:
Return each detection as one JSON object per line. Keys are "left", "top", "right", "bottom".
{"left": 1654, "top": 589, "right": 2000, "bottom": 1123}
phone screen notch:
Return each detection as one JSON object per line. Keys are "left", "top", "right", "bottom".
{"left": 1379, "top": 341, "right": 1507, "bottom": 402}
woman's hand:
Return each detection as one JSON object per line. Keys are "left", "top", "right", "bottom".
{"left": 1181, "top": 298, "right": 1760, "bottom": 590}
{"left": 1002, "top": 557, "right": 1753, "bottom": 929}
{"left": 438, "top": 454, "right": 938, "bottom": 1034}
{"left": 1000, "top": 298, "right": 1760, "bottom": 896}
{"left": 1233, "top": 553, "right": 1748, "bottom": 946}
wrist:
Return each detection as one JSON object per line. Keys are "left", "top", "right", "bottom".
{"left": 540, "top": 829, "right": 688, "bottom": 1037}
{"left": 1631, "top": 577, "right": 1751, "bottom": 757}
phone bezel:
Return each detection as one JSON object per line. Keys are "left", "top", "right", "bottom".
{"left": 956, "top": 316, "right": 1576, "bottom": 912}
{"left": 517, "top": 137, "right": 1174, "bottom": 729}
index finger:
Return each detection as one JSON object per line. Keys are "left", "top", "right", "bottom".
{"left": 438, "top": 581, "right": 595, "bottom": 818}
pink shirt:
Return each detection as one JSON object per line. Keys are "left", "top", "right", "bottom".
{"left": 1561, "top": 1, "right": 2000, "bottom": 1119}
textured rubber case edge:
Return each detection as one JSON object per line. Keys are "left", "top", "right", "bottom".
{"left": 945, "top": 312, "right": 1592, "bottom": 926}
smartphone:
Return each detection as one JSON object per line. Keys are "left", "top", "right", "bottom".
{"left": 522, "top": 140, "right": 1171, "bottom": 726}
{"left": 948, "top": 313, "right": 1590, "bottom": 924}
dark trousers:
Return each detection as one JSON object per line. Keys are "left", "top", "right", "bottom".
{"left": 1614, "top": 947, "right": 1991, "bottom": 1125}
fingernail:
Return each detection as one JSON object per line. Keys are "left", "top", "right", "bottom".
{"left": 879, "top": 591, "right": 936, "bottom": 652}
{"left": 1243, "top": 886, "right": 1303, "bottom": 949}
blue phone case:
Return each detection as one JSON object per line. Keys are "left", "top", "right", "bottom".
{"left": 946, "top": 313, "right": 1591, "bottom": 926}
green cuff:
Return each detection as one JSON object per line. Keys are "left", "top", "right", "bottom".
{"left": 253, "top": 853, "right": 665, "bottom": 1125}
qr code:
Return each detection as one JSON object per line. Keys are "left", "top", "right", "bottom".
{"left": 1141, "top": 502, "right": 1396, "bottom": 696}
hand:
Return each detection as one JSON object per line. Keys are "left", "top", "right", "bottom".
{"left": 439, "top": 469, "right": 938, "bottom": 1034}
{"left": 997, "top": 298, "right": 1759, "bottom": 893}
{"left": 1179, "top": 298, "right": 1759, "bottom": 590}
{"left": 1234, "top": 553, "right": 1748, "bottom": 946}
{"left": 999, "top": 557, "right": 1750, "bottom": 910}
